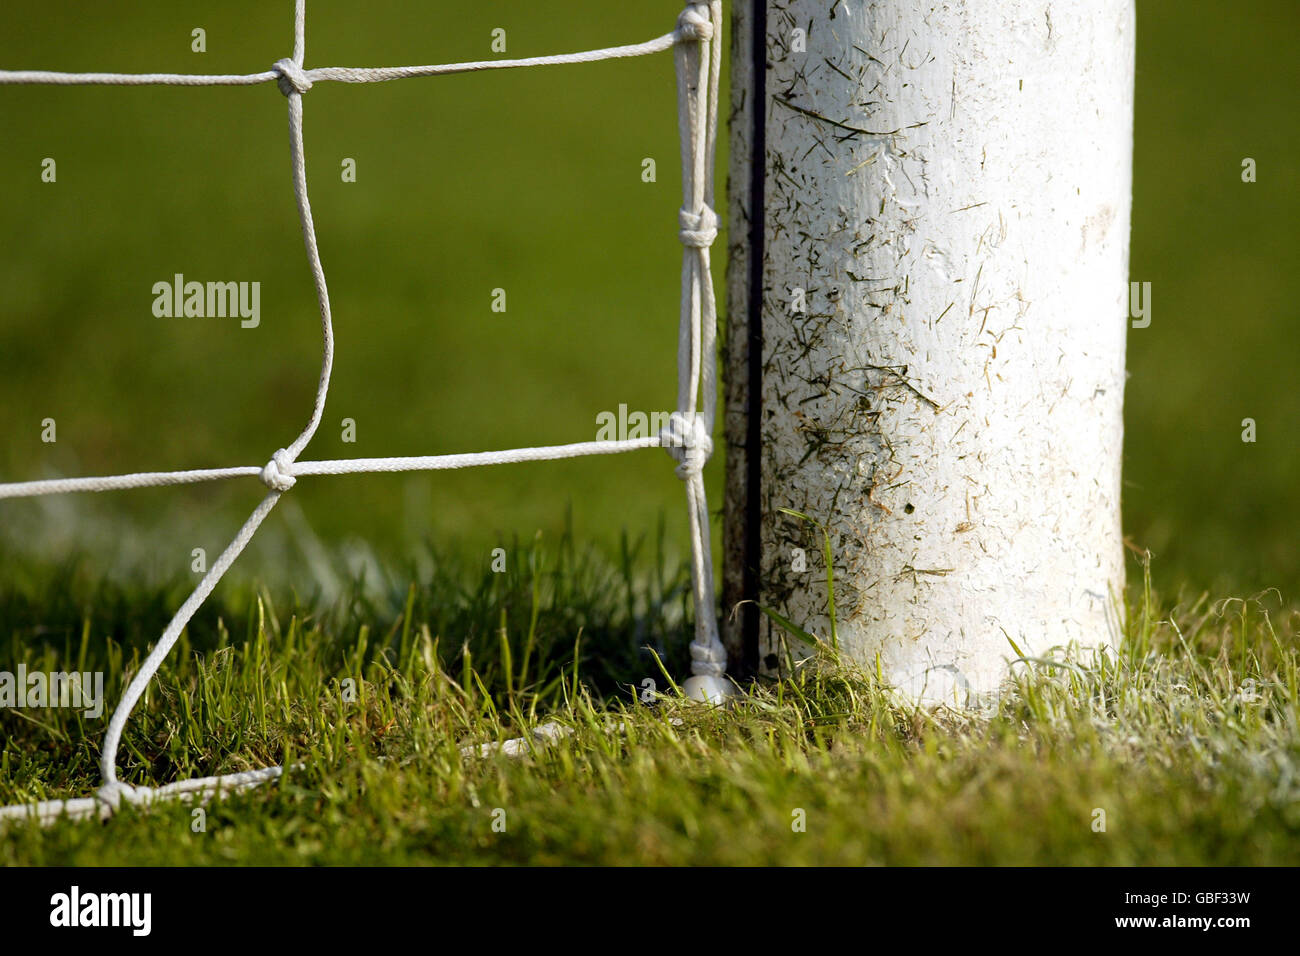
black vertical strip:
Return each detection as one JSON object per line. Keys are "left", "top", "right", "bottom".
{"left": 741, "top": 0, "right": 766, "bottom": 674}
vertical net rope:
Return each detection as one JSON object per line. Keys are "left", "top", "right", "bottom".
{"left": 0, "top": 0, "right": 725, "bottom": 826}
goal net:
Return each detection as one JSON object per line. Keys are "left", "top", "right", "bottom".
{"left": 0, "top": 0, "right": 725, "bottom": 825}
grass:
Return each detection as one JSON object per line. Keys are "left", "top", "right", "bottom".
{"left": 3, "top": 537, "right": 1297, "bottom": 865}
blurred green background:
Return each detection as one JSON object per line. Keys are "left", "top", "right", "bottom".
{"left": 0, "top": 1, "right": 1296, "bottom": 600}
{"left": 1126, "top": 0, "right": 1298, "bottom": 597}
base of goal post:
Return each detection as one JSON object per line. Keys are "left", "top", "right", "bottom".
{"left": 681, "top": 674, "right": 733, "bottom": 705}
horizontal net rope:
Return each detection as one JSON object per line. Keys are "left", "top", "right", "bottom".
{"left": 0, "top": 766, "right": 290, "bottom": 826}
{"left": 0, "top": 34, "right": 681, "bottom": 88}
{"left": 0, "top": 437, "right": 668, "bottom": 499}
{"left": 0, "top": 0, "right": 724, "bottom": 825}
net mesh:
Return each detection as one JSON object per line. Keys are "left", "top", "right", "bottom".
{"left": 0, "top": 0, "right": 725, "bottom": 825}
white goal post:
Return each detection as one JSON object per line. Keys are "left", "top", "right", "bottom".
{"left": 724, "top": 0, "right": 1134, "bottom": 700}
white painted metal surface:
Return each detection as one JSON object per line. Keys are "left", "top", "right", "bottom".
{"left": 725, "top": 0, "right": 1134, "bottom": 701}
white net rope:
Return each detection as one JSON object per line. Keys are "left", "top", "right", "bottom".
{"left": 0, "top": 0, "right": 725, "bottom": 825}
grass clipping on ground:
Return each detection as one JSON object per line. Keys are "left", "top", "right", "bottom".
{"left": 1, "top": 550, "right": 1297, "bottom": 865}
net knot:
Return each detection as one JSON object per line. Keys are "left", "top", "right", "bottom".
{"left": 272, "top": 58, "right": 312, "bottom": 96}
{"left": 677, "top": 5, "right": 714, "bottom": 42}
{"left": 678, "top": 205, "right": 718, "bottom": 248}
{"left": 96, "top": 781, "right": 144, "bottom": 811}
{"left": 260, "top": 448, "right": 297, "bottom": 491}
{"left": 659, "top": 411, "right": 712, "bottom": 479}
{"left": 689, "top": 638, "right": 728, "bottom": 678}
